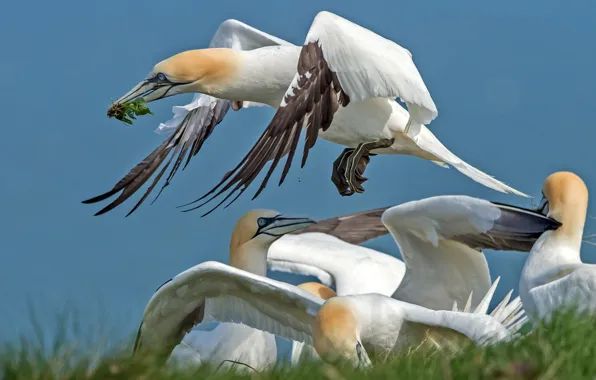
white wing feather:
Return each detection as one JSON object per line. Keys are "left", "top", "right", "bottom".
{"left": 383, "top": 196, "right": 499, "bottom": 310}
{"left": 268, "top": 232, "right": 405, "bottom": 296}
{"left": 304, "top": 11, "right": 437, "bottom": 124}
{"left": 136, "top": 261, "right": 323, "bottom": 355}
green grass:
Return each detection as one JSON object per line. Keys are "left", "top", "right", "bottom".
{"left": 3, "top": 310, "right": 596, "bottom": 380}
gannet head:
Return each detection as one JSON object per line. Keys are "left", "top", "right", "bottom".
{"left": 297, "top": 282, "right": 337, "bottom": 300}
{"left": 114, "top": 48, "right": 240, "bottom": 104}
{"left": 313, "top": 298, "right": 372, "bottom": 368}
{"left": 229, "top": 209, "right": 316, "bottom": 273}
{"left": 539, "top": 171, "right": 588, "bottom": 240}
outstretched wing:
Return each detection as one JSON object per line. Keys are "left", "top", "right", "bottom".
{"left": 82, "top": 20, "right": 293, "bottom": 216}
{"left": 133, "top": 261, "right": 322, "bottom": 360}
{"left": 383, "top": 195, "right": 560, "bottom": 311}
{"left": 290, "top": 206, "right": 390, "bottom": 244}
{"left": 184, "top": 11, "right": 436, "bottom": 216}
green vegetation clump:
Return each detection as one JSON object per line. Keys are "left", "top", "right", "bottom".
{"left": 2, "top": 309, "right": 596, "bottom": 380}
{"left": 107, "top": 99, "right": 153, "bottom": 125}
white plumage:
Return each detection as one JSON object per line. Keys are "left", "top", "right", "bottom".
{"left": 85, "top": 12, "right": 528, "bottom": 217}
{"left": 136, "top": 261, "right": 519, "bottom": 367}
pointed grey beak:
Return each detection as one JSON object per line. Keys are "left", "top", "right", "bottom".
{"left": 256, "top": 215, "right": 317, "bottom": 237}
{"left": 115, "top": 79, "right": 174, "bottom": 104}
{"left": 452, "top": 202, "right": 562, "bottom": 252}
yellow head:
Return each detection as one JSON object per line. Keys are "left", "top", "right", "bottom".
{"left": 114, "top": 48, "right": 240, "bottom": 105}
{"left": 540, "top": 171, "right": 588, "bottom": 241}
{"left": 229, "top": 209, "right": 316, "bottom": 273}
{"left": 313, "top": 298, "right": 371, "bottom": 367}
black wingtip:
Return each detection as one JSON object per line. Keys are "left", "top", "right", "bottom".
{"left": 82, "top": 191, "right": 115, "bottom": 205}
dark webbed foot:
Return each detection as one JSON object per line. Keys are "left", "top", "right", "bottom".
{"left": 345, "top": 138, "right": 395, "bottom": 195}
{"left": 331, "top": 147, "right": 376, "bottom": 196}
{"left": 331, "top": 148, "right": 356, "bottom": 196}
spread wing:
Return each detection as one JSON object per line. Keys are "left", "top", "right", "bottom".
{"left": 133, "top": 261, "right": 322, "bottom": 360}
{"left": 182, "top": 11, "right": 437, "bottom": 216}
{"left": 82, "top": 20, "right": 293, "bottom": 216}
{"left": 290, "top": 206, "right": 390, "bottom": 244}
{"left": 268, "top": 232, "right": 405, "bottom": 296}
{"left": 383, "top": 195, "right": 560, "bottom": 311}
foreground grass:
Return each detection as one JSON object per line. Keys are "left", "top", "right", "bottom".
{"left": 3, "top": 310, "right": 596, "bottom": 380}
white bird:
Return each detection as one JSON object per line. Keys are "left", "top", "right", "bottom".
{"left": 83, "top": 12, "right": 528, "bottom": 217}
{"left": 268, "top": 196, "right": 558, "bottom": 313}
{"left": 136, "top": 209, "right": 318, "bottom": 371}
{"left": 134, "top": 260, "right": 520, "bottom": 368}
{"left": 165, "top": 207, "right": 390, "bottom": 369}
{"left": 83, "top": 19, "right": 293, "bottom": 216}
{"left": 517, "top": 171, "right": 596, "bottom": 323}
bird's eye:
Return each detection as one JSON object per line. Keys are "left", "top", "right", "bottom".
{"left": 156, "top": 73, "right": 167, "bottom": 82}
{"left": 257, "top": 218, "right": 267, "bottom": 227}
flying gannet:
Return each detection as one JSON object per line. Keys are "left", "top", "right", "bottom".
{"left": 83, "top": 12, "right": 528, "bottom": 217}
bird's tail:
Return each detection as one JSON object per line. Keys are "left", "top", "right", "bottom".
{"left": 415, "top": 127, "right": 530, "bottom": 198}
{"left": 452, "top": 277, "right": 528, "bottom": 335}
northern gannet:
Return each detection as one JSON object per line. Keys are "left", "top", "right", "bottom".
{"left": 268, "top": 196, "right": 559, "bottom": 312}
{"left": 517, "top": 171, "right": 596, "bottom": 322}
{"left": 134, "top": 261, "right": 520, "bottom": 368}
{"left": 83, "top": 12, "right": 528, "bottom": 217}
{"left": 133, "top": 209, "right": 316, "bottom": 369}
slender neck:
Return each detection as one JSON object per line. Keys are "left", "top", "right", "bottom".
{"left": 229, "top": 239, "right": 269, "bottom": 277}
{"left": 219, "top": 46, "right": 300, "bottom": 107}
{"left": 522, "top": 230, "right": 583, "bottom": 282}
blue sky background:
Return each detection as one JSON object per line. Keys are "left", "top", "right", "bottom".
{"left": 1, "top": 0, "right": 596, "bottom": 344}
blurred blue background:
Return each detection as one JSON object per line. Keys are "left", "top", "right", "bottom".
{"left": 1, "top": 0, "right": 595, "bottom": 346}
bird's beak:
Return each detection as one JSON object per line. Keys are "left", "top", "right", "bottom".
{"left": 257, "top": 215, "right": 317, "bottom": 237}
{"left": 461, "top": 201, "right": 562, "bottom": 252}
{"left": 115, "top": 77, "right": 187, "bottom": 105}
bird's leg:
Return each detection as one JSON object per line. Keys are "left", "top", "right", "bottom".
{"left": 331, "top": 148, "right": 356, "bottom": 196}
{"left": 345, "top": 138, "right": 395, "bottom": 194}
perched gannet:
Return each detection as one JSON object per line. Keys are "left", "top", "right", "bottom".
{"left": 135, "top": 209, "right": 316, "bottom": 370}
{"left": 134, "top": 261, "right": 518, "bottom": 368}
{"left": 517, "top": 171, "right": 596, "bottom": 322}
{"left": 83, "top": 12, "right": 528, "bottom": 217}
{"left": 268, "top": 196, "right": 558, "bottom": 313}
{"left": 168, "top": 207, "right": 393, "bottom": 369}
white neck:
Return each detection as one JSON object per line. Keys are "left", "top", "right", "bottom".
{"left": 520, "top": 230, "right": 583, "bottom": 292}
{"left": 230, "top": 239, "right": 270, "bottom": 277}
{"left": 220, "top": 45, "right": 300, "bottom": 107}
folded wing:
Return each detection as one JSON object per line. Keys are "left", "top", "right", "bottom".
{"left": 269, "top": 232, "right": 405, "bottom": 296}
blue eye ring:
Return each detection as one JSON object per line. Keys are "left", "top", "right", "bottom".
{"left": 156, "top": 73, "right": 167, "bottom": 81}
{"left": 257, "top": 218, "right": 267, "bottom": 227}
